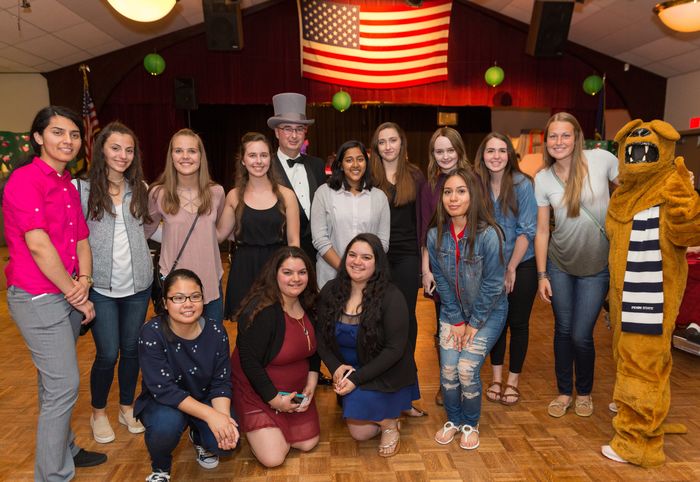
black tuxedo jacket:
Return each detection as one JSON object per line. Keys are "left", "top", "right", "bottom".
{"left": 271, "top": 153, "right": 326, "bottom": 259}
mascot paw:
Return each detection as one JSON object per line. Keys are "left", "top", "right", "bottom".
{"left": 662, "top": 422, "right": 688, "bottom": 434}
{"left": 601, "top": 445, "right": 628, "bottom": 464}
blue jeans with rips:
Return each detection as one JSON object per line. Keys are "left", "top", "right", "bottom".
{"left": 90, "top": 286, "right": 151, "bottom": 408}
{"left": 439, "top": 302, "right": 507, "bottom": 427}
{"left": 548, "top": 259, "right": 609, "bottom": 396}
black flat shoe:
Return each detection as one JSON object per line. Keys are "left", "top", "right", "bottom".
{"left": 73, "top": 449, "right": 107, "bottom": 468}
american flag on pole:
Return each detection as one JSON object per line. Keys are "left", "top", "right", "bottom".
{"left": 80, "top": 65, "right": 100, "bottom": 166}
{"left": 299, "top": 0, "right": 452, "bottom": 89}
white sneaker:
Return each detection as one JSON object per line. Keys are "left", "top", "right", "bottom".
{"left": 145, "top": 470, "right": 170, "bottom": 482}
{"left": 90, "top": 415, "right": 116, "bottom": 444}
{"left": 119, "top": 408, "right": 146, "bottom": 434}
{"left": 189, "top": 430, "right": 219, "bottom": 469}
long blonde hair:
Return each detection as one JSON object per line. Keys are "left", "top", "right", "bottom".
{"left": 426, "top": 127, "right": 471, "bottom": 188}
{"left": 543, "top": 112, "right": 588, "bottom": 218}
{"left": 148, "top": 129, "right": 217, "bottom": 215}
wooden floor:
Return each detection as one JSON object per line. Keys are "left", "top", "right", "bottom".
{"left": 1, "top": 286, "right": 700, "bottom": 481}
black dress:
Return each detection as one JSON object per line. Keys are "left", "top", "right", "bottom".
{"left": 225, "top": 204, "right": 285, "bottom": 319}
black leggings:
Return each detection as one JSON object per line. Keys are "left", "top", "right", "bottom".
{"left": 489, "top": 257, "right": 538, "bottom": 373}
{"left": 389, "top": 254, "right": 420, "bottom": 354}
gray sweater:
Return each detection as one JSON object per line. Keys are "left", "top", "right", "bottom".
{"left": 75, "top": 179, "right": 153, "bottom": 293}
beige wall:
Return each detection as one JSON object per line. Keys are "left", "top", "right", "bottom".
{"left": 0, "top": 74, "right": 50, "bottom": 132}
{"left": 665, "top": 70, "right": 700, "bottom": 132}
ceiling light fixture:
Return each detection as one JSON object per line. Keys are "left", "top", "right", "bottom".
{"left": 107, "top": 0, "right": 177, "bottom": 23}
{"left": 654, "top": 0, "right": 700, "bottom": 32}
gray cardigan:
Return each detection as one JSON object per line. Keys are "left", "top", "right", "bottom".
{"left": 75, "top": 179, "right": 153, "bottom": 292}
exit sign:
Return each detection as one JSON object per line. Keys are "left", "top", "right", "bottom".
{"left": 691, "top": 117, "right": 700, "bottom": 129}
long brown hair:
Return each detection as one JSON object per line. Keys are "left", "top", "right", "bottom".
{"left": 433, "top": 168, "right": 503, "bottom": 262}
{"left": 426, "top": 127, "right": 471, "bottom": 188}
{"left": 235, "top": 247, "right": 318, "bottom": 328}
{"left": 148, "top": 128, "right": 217, "bottom": 215}
{"left": 543, "top": 112, "right": 588, "bottom": 218}
{"left": 370, "top": 122, "right": 419, "bottom": 206}
{"left": 233, "top": 132, "right": 286, "bottom": 239}
{"left": 86, "top": 121, "right": 150, "bottom": 223}
{"left": 474, "top": 132, "right": 532, "bottom": 218}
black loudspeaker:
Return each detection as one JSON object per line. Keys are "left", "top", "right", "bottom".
{"left": 174, "top": 78, "right": 198, "bottom": 111}
{"left": 203, "top": 0, "right": 243, "bottom": 51}
{"left": 525, "top": 1, "right": 574, "bottom": 57}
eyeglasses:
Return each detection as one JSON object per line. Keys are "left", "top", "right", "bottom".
{"left": 166, "top": 293, "right": 204, "bottom": 304}
{"left": 279, "top": 126, "right": 307, "bottom": 135}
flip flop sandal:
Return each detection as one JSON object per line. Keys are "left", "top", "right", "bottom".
{"left": 402, "top": 405, "right": 428, "bottom": 417}
{"left": 434, "top": 421, "right": 461, "bottom": 445}
{"left": 459, "top": 424, "right": 480, "bottom": 450}
{"left": 500, "top": 384, "right": 521, "bottom": 406}
{"left": 378, "top": 422, "right": 401, "bottom": 457}
{"left": 485, "top": 381, "right": 503, "bottom": 403}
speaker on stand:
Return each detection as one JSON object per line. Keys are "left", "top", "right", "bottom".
{"left": 525, "top": 1, "right": 575, "bottom": 57}
{"left": 202, "top": 0, "right": 244, "bottom": 51}
{"left": 174, "top": 77, "right": 198, "bottom": 127}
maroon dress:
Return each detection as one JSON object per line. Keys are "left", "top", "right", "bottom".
{"left": 231, "top": 313, "right": 319, "bottom": 443}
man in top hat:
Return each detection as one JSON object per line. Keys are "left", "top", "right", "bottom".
{"left": 268, "top": 92, "right": 326, "bottom": 261}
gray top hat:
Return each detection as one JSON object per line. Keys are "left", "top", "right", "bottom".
{"left": 267, "top": 93, "right": 315, "bottom": 129}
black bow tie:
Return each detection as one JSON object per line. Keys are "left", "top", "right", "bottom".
{"left": 287, "top": 156, "right": 304, "bottom": 168}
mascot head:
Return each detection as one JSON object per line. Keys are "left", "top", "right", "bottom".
{"left": 614, "top": 119, "right": 679, "bottom": 179}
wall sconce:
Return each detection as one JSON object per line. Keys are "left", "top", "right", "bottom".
{"left": 107, "top": 0, "right": 177, "bottom": 22}
{"left": 654, "top": 0, "right": 700, "bottom": 33}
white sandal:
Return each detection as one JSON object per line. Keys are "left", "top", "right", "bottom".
{"left": 459, "top": 424, "right": 480, "bottom": 450}
{"left": 434, "top": 421, "right": 461, "bottom": 445}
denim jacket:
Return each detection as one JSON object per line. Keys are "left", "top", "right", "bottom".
{"left": 490, "top": 172, "right": 537, "bottom": 264}
{"left": 427, "top": 224, "right": 506, "bottom": 329}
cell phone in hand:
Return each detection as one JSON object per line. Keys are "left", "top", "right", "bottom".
{"left": 279, "top": 391, "right": 306, "bottom": 404}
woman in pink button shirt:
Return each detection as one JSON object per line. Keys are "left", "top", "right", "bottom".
{"left": 2, "top": 106, "right": 106, "bottom": 481}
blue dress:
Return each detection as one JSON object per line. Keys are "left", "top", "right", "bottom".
{"left": 336, "top": 321, "right": 418, "bottom": 421}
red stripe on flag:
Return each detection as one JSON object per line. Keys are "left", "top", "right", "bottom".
{"left": 304, "top": 58, "right": 447, "bottom": 77}
{"left": 304, "top": 46, "right": 447, "bottom": 64}
{"left": 359, "top": 0, "right": 451, "bottom": 13}
{"left": 358, "top": 38, "right": 448, "bottom": 52}
{"left": 360, "top": 24, "right": 449, "bottom": 39}
{"left": 360, "top": 11, "right": 451, "bottom": 26}
{"left": 303, "top": 71, "right": 448, "bottom": 89}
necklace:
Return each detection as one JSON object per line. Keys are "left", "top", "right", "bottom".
{"left": 288, "top": 312, "right": 311, "bottom": 351}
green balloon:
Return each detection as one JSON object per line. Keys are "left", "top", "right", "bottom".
{"left": 484, "top": 66, "right": 504, "bottom": 87}
{"left": 583, "top": 75, "right": 603, "bottom": 95}
{"left": 332, "top": 91, "right": 352, "bottom": 112}
{"left": 144, "top": 53, "right": 166, "bottom": 76}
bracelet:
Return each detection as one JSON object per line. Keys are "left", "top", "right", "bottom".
{"left": 537, "top": 271, "right": 550, "bottom": 280}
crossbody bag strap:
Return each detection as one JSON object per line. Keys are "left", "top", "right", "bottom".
{"left": 551, "top": 169, "right": 606, "bottom": 237}
{"left": 169, "top": 213, "right": 201, "bottom": 273}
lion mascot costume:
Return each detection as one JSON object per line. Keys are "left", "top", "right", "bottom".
{"left": 603, "top": 119, "right": 700, "bottom": 466}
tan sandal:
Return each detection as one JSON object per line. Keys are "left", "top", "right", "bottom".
{"left": 378, "top": 421, "right": 400, "bottom": 457}
{"left": 485, "top": 381, "right": 502, "bottom": 403}
{"left": 500, "top": 384, "right": 521, "bottom": 406}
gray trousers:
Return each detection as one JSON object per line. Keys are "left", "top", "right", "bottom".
{"left": 8, "top": 286, "right": 82, "bottom": 482}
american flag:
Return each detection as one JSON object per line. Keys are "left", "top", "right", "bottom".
{"left": 299, "top": 0, "right": 452, "bottom": 89}
{"left": 81, "top": 74, "right": 100, "bottom": 165}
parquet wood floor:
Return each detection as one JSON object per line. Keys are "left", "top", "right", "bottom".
{"left": 1, "top": 274, "right": 699, "bottom": 481}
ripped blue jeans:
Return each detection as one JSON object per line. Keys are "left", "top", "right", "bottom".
{"left": 439, "top": 305, "right": 506, "bottom": 427}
